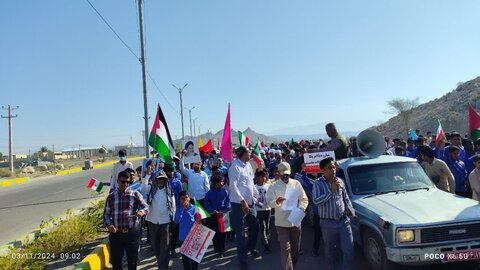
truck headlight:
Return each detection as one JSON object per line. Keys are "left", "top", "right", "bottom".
{"left": 398, "top": 230, "right": 414, "bottom": 243}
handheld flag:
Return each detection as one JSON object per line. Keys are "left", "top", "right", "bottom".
{"left": 469, "top": 104, "right": 480, "bottom": 141}
{"left": 198, "top": 136, "right": 204, "bottom": 148}
{"left": 435, "top": 120, "right": 445, "bottom": 144}
{"left": 217, "top": 212, "right": 232, "bottom": 233}
{"left": 238, "top": 131, "right": 250, "bottom": 146}
{"left": 220, "top": 103, "right": 233, "bottom": 162}
{"left": 199, "top": 139, "right": 213, "bottom": 154}
{"left": 149, "top": 104, "right": 175, "bottom": 164}
{"left": 252, "top": 141, "right": 262, "bottom": 168}
{"left": 194, "top": 199, "right": 211, "bottom": 219}
{"left": 87, "top": 178, "right": 104, "bottom": 192}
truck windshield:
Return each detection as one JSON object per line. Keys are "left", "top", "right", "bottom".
{"left": 347, "top": 162, "right": 435, "bottom": 195}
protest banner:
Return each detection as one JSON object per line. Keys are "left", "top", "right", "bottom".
{"left": 180, "top": 223, "right": 215, "bottom": 263}
{"left": 303, "top": 150, "right": 335, "bottom": 173}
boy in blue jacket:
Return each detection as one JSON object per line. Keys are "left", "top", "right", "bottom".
{"left": 175, "top": 191, "right": 201, "bottom": 270}
{"left": 204, "top": 172, "right": 231, "bottom": 257}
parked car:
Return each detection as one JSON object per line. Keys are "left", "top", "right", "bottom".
{"left": 337, "top": 130, "right": 480, "bottom": 270}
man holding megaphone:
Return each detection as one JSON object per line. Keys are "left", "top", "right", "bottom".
{"left": 312, "top": 157, "right": 355, "bottom": 270}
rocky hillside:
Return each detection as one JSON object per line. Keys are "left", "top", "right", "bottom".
{"left": 375, "top": 76, "right": 480, "bottom": 138}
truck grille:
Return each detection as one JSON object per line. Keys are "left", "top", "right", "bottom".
{"left": 421, "top": 223, "right": 480, "bottom": 244}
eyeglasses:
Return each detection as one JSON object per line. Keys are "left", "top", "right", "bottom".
{"left": 120, "top": 180, "right": 132, "bottom": 185}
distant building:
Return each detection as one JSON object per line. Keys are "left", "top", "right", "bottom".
{"left": 114, "top": 145, "right": 146, "bottom": 157}
{"left": 61, "top": 146, "right": 108, "bottom": 159}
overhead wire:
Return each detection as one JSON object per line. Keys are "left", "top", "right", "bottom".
{"left": 84, "top": 0, "right": 179, "bottom": 114}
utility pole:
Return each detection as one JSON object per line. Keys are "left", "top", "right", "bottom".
{"left": 198, "top": 124, "right": 202, "bottom": 136}
{"left": 185, "top": 106, "right": 195, "bottom": 137}
{"left": 141, "top": 130, "right": 145, "bottom": 150}
{"left": 172, "top": 83, "right": 188, "bottom": 140}
{"left": 1, "top": 105, "right": 19, "bottom": 176}
{"left": 193, "top": 117, "right": 198, "bottom": 137}
{"left": 53, "top": 144, "right": 56, "bottom": 174}
{"left": 138, "top": 0, "right": 150, "bottom": 158}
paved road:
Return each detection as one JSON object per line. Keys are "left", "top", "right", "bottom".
{"left": 0, "top": 160, "right": 142, "bottom": 247}
{"left": 135, "top": 217, "right": 478, "bottom": 270}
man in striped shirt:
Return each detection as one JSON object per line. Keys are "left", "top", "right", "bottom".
{"left": 312, "top": 158, "right": 354, "bottom": 270}
{"left": 104, "top": 170, "right": 149, "bottom": 270}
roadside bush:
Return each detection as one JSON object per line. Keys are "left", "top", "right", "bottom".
{"left": 0, "top": 168, "right": 12, "bottom": 178}
{"left": 0, "top": 200, "right": 105, "bottom": 270}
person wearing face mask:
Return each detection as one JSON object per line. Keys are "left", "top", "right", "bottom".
{"left": 267, "top": 162, "right": 308, "bottom": 270}
{"left": 109, "top": 149, "right": 134, "bottom": 192}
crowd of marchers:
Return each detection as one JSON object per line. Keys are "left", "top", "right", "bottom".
{"left": 102, "top": 122, "right": 480, "bottom": 270}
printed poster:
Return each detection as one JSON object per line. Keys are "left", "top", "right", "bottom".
{"left": 180, "top": 223, "right": 215, "bottom": 263}
{"left": 303, "top": 150, "right": 335, "bottom": 173}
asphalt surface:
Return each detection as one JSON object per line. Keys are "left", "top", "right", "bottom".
{"left": 135, "top": 217, "right": 479, "bottom": 270}
{"left": 0, "top": 160, "right": 142, "bottom": 247}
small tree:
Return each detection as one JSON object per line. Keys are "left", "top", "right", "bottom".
{"left": 0, "top": 152, "right": 3, "bottom": 160}
{"left": 386, "top": 97, "right": 420, "bottom": 134}
{"left": 40, "top": 146, "right": 49, "bottom": 153}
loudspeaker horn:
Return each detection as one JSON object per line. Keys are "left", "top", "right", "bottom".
{"left": 357, "top": 129, "right": 386, "bottom": 158}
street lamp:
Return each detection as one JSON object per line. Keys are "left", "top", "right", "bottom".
{"left": 185, "top": 106, "right": 195, "bottom": 137}
{"left": 172, "top": 83, "right": 188, "bottom": 140}
{"left": 193, "top": 117, "right": 198, "bottom": 137}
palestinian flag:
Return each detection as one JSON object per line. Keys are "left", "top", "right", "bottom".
{"left": 149, "top": 104, "right": 175, "bottom": 164}
{"left": 252, "top": 141, "right": 262, "bottom": 168}
{"left": 469, "top": 104, "right": 480, "bottom": 141}
{"left": 435, "top": 120, "right": 445, "bottom": 144}
{"left": 238, "top": 131, "right": 250, "bottom": 146}
{"left": 194, "top": 199, "right": 211, "bottom": 219}
{"left": 87, "top": 178, "right": 104, "bottom": 192}
{"left": 217, "top": 212, "right": 232, "bottom": 233}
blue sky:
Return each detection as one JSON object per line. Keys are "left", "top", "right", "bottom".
{"left": 1, "top": 0, "right": 480, "bottom": 154}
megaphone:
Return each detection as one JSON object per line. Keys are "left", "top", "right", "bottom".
{"left": 357, "top": 129, "right": 386, "bottom": 158}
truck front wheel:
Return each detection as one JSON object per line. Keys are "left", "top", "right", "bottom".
{"left": 363, "top": 229, "right": 397, "bottom": 270}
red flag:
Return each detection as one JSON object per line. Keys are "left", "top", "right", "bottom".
{"left": 217, "top": 212, "right": 232, "bottom": 233}
{"left": 220, "top": 103, "right": 233, "bottom": 162}
{"left": 299, "top": 140, "right": 305, "bottom": 146}
{"left": 199, "top": 139, "right": 213, "bottom": 154}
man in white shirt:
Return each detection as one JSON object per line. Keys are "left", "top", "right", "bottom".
{"left": 179, "top": 158, "right": 210, "bottom": 207}
{"left": 141, "top": 171, "right": 175, "bottom": 270}
{"left": 228, "top": 146, "right": 260, "bottom": 270}
{"left": 267, "top": 162, "right": 308, "bottom": 270}
{"left": 109, "top": 149, "right": 133, "bottom": 192}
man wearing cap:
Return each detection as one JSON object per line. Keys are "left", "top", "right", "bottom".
{"left": 319, "top": 123, "right": 350, "bottom": 159}
{"left": 110, "top": 149, "right": 134, "bottom": 192}
{"left": 228, "top": 146, "right": 260, "bottom": 270}
{"left": 267, "top": 162, "right": 308, "bottom": 270}
{"left": 268, "top": 149, "right": 284, "bottom": 179}
{"left": 141, "top": 170, "right": 176, "bottom": 270}
{"left": 104, "top": 170, "right": 149, "bottom": 270}
{"left": 313, "top": 158, "right": 354, "bottom": 270}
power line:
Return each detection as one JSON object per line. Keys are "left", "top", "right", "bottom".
{"left": 85, "top": 0, "right": 139, "bottom": 59}
{"left": 84, "top": 0, "right": 178, "bottom": 113}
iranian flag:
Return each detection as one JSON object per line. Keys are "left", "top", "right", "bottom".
{"left": 217, "top": 212, "right": 232, "bottom": 233}
{"left": 469, "top": 104, "right": 480, "bottom": 141}
{"left": 238, "top": 131, "right": 250, "bottom": 146}
{"left": 435, "top": 120, "right": 445, "bottom": 144}
{"left": 87, "top": 178, "right": 104, "bottom": 192}
{"left": 149, "top": 104, "right": 175, "bottom": 164}
{"left": 252, "top": 141, "right": 262, "bottom": 168}
{"left": 194, "top": 199, "right": 211, "bottom": 219}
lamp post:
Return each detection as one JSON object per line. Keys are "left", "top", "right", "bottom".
{"left": 193, "top": 117, "right": 198, "bottom": 137}
{"left": 172, "top": 83, "right": 188, "bottom": 140}
{"left": 185, "top": 106, "right": 195, "bottom": 137}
